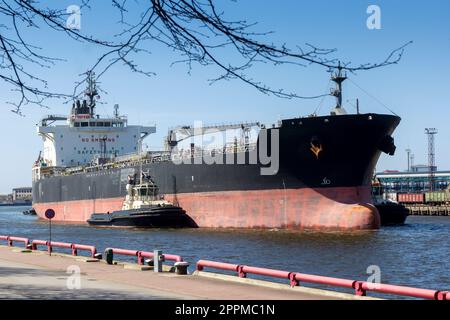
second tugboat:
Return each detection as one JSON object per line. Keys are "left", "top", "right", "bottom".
{"left": 372, "top": 178, "right": 408, "bottom": 225}
{"left": 87, "top": 173, "right": 195, "bottom": 228}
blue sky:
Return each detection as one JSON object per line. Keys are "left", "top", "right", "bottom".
{"left": 1, "top": 0, "right": 449, "bottom": 193}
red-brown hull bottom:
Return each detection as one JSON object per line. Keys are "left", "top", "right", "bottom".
{"left": 34, "top": 186, "right": 380, "bottom": 231}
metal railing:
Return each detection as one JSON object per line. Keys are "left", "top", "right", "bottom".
{"left": 3, "top": 234, "right": 446, "bottom": 300}
{"left": 170, "top": 143, "right": 257, "bottom": 163}
{"left": 0, "top": 235, "right": 30, "bottom": 248}
{"left": 196, "top": 260, "right": 449, "bottom": 300}
{"left": 31, "top": 240, "right": 97, "bottom": 258}
{"left": 104, "top": 247, "right": 183, "bottom": 265}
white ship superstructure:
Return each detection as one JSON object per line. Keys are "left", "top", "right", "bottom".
{"left": 35, "top": 73, "right": 155, "bottom": 168}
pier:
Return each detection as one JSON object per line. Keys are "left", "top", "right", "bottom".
{"left": 405, "top": 205, "right": 450, "bottom": 216}
{"left": 0, "top": 245, "right": 360, "bottom": 300}
{"left": 0, "top": 235, "right": 448, "bottom": 300}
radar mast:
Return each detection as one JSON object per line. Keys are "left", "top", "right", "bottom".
{"left": 330, "top": 63, "right": 348, "bottom": 115}
{"left": 84, "top": 71, "right": 98, "bottom": 116}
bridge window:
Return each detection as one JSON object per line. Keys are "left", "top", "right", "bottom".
{"left": 104, "top": 122, "right": 111, "bottom": 127}
{"left": 81, "top": 122, "right": 88, "bottom": 127}
{"left": 97, "top": 122, "right": 104, "bottom": 127}
{"left": 89, "top": 122, "right": 96, "bottom": 127}
{"left": 74, "top": 122, "right": 80, "bottom": 127}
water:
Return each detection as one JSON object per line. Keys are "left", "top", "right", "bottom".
{"left": 1, "top": 206, "right": 449, "bottom": 298}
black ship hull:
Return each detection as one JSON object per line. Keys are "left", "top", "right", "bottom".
{"left": 33, "top": 113, "right": 401, "bottom": 231}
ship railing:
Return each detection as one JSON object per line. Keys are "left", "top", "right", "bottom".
{"left": 38, "top": 142, "right": 257, "bottom": 179}
{"left": 66, "top": 166, "right": 84, "bottom": 173}
{"left": 78, "top": 152, "right": 171, "bottom": 172}
{"left": 131, "top": 195, "right": 158, "bottom": 202}
{"left": 168, "top": 121, "right": 261, "bottom": 133}
{"left": 170, "top": 143, "right": 257, "bottom": 162}
{"left": 196, "top": 260, "right": 449, "bottom": 300}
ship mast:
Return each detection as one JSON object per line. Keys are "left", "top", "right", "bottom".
{"left": 331, "top": 63, "right": 347, "bottom": 110}
{"left": 84, "top": 71, "right": 98, "bottom": 117}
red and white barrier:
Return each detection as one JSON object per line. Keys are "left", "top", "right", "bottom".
{"left": 31, "top": 239, "right": 97, "bottom": 258}
{"left": 196, "top": 260, "right": 449, "bottom": 300}
{"left": 0, "top": 235, "right": 30, "bottom": 248}
{"left": 2, "top": 234, "right": 446, "bottom": 300}
{"left": 106, "top": 247, "right": 183, "bottom": 265}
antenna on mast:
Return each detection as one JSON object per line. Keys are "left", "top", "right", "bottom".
{"left": 331, "top": 62, "right": 347, "bottom": 109}
{"left": 330, "top": 62, "right": 348, "bottom": 115}
{"left": 84, "top": 71, "right": 98, "bottom": 116}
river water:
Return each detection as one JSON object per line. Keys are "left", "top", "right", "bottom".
{"left": 1, "top": 206, "right": 448, "bottom": 299}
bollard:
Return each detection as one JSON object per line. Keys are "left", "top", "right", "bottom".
{"left": 145, "top": 259, "right": 154, "bottom": 266}
{"left": 154, "top": 250, "right": 163, "bottom": 273}
{"left": 94, "top": 253, "right": 102, "bottom": 260}
{"left": 174, "top": 261, "right": 189, "bottom": 275}
{"left": 71, "top": 244, "right": 78, "bottom": 256}
{"left": 104, "top": 248, "right": 113, "bottom": 265}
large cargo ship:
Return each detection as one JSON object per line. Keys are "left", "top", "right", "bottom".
{"left": 32, "top": 70, "right": 400, "bottom": 231}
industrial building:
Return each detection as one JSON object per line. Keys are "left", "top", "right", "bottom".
{"left": 0, "top": 187, "right": 32, "bottom": 205}
{"left": 376, "top": 166, "right": 450, "bottom": 194}
{"left": 12, "top": 187, "right": 33, "bottom": 202}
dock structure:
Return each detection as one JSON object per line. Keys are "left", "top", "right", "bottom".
{"left": 0, "top": 237, "right": 447, "bottom": 300}
{"left": 0, "top": 245, "right": 362, "bottom": 300}
{"left": 405, "top": 205, "right": 450, "bottom": 216}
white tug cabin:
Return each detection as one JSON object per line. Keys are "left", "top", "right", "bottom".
{"left": 122, "top": 180, "right": 172, "bottom": 210}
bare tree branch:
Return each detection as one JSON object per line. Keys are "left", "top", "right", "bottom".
{"left": 0, "top": 0, "right": 412, "bottom": 112}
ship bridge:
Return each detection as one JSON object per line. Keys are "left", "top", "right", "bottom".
{"left": 37, "top": 108, "right": 155, "bottom": 167}
{"left": 36, "top": 75, "right": 155, "bottom": 168}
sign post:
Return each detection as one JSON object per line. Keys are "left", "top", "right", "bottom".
{"left": 44, "top": 209, "right": 55, "bottom": 256}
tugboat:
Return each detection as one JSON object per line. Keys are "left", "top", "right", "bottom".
{"left": 372, "top": 178, "right": 408, "bottom": 226}
{"left": 87, "top": 173, "right": 196, "bottom": 228}
{"left": 23, "top": 208, "right": 37, "bottom": 215}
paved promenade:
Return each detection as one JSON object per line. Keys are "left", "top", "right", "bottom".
{"left": 0, "top": 246, "right": 370, "bottom": 300}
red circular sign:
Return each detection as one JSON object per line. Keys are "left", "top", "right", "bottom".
{"left": 45, "top": 209, "right": 55, "bottom": 220}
